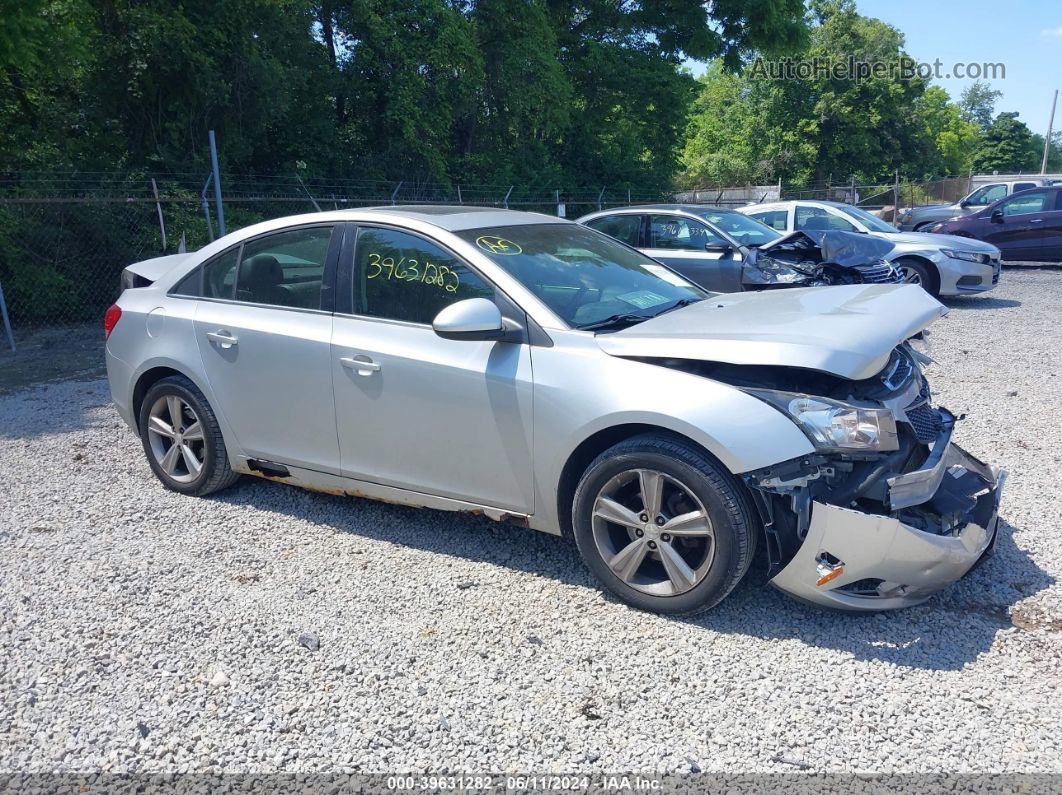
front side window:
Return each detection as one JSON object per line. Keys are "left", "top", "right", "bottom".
{"left": 648, "top": 215, "right": 725, "bottom": 250}
{"left": 795, "top": 206, "right": 856, "bottom": 232}
{"left": 351, "top": 227, "right": 494, "bottom": 324}
{"left": 585, "top": 214, "right": 642, "bottom": 246}
{"left": 455, "top": 223, "right": 705, "bottom": 328}
{"left": 833, "top": 204, "right": 898, "bottom": 233}
{"left": 966, "top": 184, "right": 1006, "bottom": 206}
{"left": 1002, "top": 191, "right": 1049, "bottom": 216}
{"left": 700, "top": 210, "right": 781, "bottom": 246}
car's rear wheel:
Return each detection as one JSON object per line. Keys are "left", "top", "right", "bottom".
{"left": 572, "top": 434, "right": 756, "bottom": 615}
{"left": 138, "top": 375, "right": 239, "bottom": 496}
{"left": 894, "top": 257, "right": 939, "bottom": 297}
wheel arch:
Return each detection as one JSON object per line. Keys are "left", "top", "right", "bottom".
{"left": 892, "top": 254, "right": 940, "bottom": 292}
{"left": 555, "top": 423, "right": 745, "bottom": 540}
{"left": 131, "top": 364, "right": 209, "bottom": 430}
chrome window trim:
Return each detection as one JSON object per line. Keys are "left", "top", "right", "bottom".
{"left": 167, "top": 293, "right": 334, "bottom": 317}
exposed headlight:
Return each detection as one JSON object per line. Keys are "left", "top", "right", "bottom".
{"left": 742, "top": 257, "right": 817, "bottom": 285}
{"left": 746, "top": 390, "right": 900, "bottom": 452}
{"left": 940, "top": 248, "right": 988, "bottom": 264}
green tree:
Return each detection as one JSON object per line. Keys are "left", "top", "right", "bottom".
{"left": 680, "top": 1, "right": 948, "bottom": 187}
{"left": 959, "top": 80, "right": 1002, "bottom": 130}
{"left": 971, "top": 112, "right": 1038, "bottom": 173}
{"left": 914, "top": 86, "right": 980, "bottom": 175}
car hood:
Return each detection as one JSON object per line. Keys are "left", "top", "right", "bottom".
{"left": 596, "top": 284, "right": 947, "bottom": 381}
{"left": 878, "top": 231, "right": 997, "bottom": 252}
{"left": 124, "top": 253, "right": 194, "bottom": 284}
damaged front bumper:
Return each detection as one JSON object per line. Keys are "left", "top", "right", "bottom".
{"left": 752, "top": 411, "right": 1005, "bottom": 611}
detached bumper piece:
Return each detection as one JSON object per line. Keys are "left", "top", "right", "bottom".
{"left": 767, "top": 414, "right": 1005, "bottom": 611}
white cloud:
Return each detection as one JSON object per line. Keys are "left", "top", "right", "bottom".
{"left": 1042, "top": 26, "right": 1062, "bottom": 36}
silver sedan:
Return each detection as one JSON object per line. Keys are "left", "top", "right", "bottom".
{"left": 105, "top": 207, "right": 1003, "bottom": 613}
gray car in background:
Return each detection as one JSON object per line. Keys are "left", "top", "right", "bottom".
{"left": 577, "top": 205, "right": 782, "bottom": 292}
{"left": 106, "top": 207, "right": 1003, "bottom": 614}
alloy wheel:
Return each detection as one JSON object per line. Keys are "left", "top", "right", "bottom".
{"left": 901, "top": 265, "right": 922, "bottom": 285}
{"left": 591, "top": 468, "right": 716, "bottom": 597}
{"left": 146, "top": 395, "right": 206, "bottom": 484}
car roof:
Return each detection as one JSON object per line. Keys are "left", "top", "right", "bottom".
{"left": 344, "top": 205, "right": 562, "bottom": 231}
{"left": 581, "top": 204, "right": 739, "bottom": 217}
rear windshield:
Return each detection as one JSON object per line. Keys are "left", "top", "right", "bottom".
{"left": 456, "top": 223, "right": 705, "bottom": 328}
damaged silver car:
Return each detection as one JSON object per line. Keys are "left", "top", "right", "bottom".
{"left": 577, "top": 205, "right": 903, "bottom": 293}
{"left": 105, "top": 207, "right": 1004, "bottom": 615}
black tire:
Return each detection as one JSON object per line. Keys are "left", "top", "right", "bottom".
{"left": 894, "top": 257, "right": 940, "bottom": 297}
{"left": 572, "top": 433, "right": 757, "bottom": 615}
{"left": 137, "top": 375, "right": 240, "bottom": 497}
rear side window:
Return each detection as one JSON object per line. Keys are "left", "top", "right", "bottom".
{"left": 585, "top": 215, "right": 642, "bottom": 246}
{"left": 351, "top": 227, "right": 494, "bottom": 325}
{"left": 174, "top": 226, "right": 334, "bottom": 309}
{"left": 1013, "top": 182, "right": 1037, "bottom": 193}
{"left": 795, "top": 206, "right": 856, "bottom": 232}
{"left": 235, "top": 227, "right": 332, "bottom": 309}
{"left": 203, "top": 247, "right": 240, "bottom": 299}
{"left": 748, "top": 209, "right": 788, "bottom": 231}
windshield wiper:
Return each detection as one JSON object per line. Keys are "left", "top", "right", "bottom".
{"left": 655, "top": 297, "right": 703, "bottom": 316}
{"left": 576, "top": 313, "right": 652, "bottom": 331}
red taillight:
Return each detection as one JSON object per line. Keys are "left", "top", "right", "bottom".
{"left": 103, "top": 304, "right": 122, "bottom": 338}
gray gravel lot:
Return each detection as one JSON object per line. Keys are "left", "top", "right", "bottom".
{"left": 1, "top": 269, "right": 1061, "bottom": 775}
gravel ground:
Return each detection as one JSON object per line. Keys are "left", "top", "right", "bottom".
{"left": 1, "top": 269, "right": 1060, "bottom": 776}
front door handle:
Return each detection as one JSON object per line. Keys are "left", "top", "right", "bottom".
{"left": 340, "top": 355, "right": 381, "bottom": 376}
{"left": 206, "top": 330, "right": 238, "bottom": 348}
{"left": 1028, "top": 218, "right": 1044, "bottom": 224}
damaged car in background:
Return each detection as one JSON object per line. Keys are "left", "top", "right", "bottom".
{"left": 577, "top": 205, "right": 903, "bottom": 293}
{"left": 106, "top": 207, "right": 1004, "bottom": 615}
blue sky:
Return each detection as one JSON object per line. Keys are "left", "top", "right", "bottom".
{"left": 687, "top": 1, "right": 1059, "bottom": 136}
{"left": 858, "top": 0, "right": 1059, "bottom": 134}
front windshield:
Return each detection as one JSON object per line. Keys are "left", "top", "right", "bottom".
{"left": 456, "top": 223, "right": 706, "bottom": 328}
{"left": 699, "top": 210, "right": 781, "bottom": 246}
{"left": 833, "top": 204, "right": 899, "bottom": 233}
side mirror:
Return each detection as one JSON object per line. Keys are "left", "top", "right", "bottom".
{"left": 433, "top": 298, "right": 512, "bottom": 341}
{"left": 959, "top": 200, "right": 970, "bottom": 208}
{"left": 704, "top": 242, "right": 731, "bottom": 255}
{"left": 990, "top": 209, "right": 1005, "bottom": 224}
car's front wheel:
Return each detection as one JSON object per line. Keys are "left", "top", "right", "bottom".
{"left": 894, "top": 257, "right": 939, "bottom": 297}
{"left": 572, "top": 434, "right": 757, "bottom": 615}
{"left": 138, "top": 375, "right": 240, "bottom": 496}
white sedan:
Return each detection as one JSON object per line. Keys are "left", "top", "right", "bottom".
{"left": 739, "top": 200, "right": 1001, "bottom": 297}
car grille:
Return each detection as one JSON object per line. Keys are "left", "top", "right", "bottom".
{"left": 906, "top": 403, "right": 943, "bottom": 443}
{"left": 860, "top": 261, "right": 904, "bottom": 284}
{"left": 881, "top": 349, "right": 914, "bottom": 390}
{"left": 904, "top": 380, "right": 942, "bottom": 443}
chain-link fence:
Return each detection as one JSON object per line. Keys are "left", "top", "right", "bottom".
{"left": 0, "top": 171, "right": 982, "bottom": 340}
{"left": 0, "top": 173, "right": 681, "bottom": 336}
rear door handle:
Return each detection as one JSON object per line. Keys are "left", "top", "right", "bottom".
{"left": 340, "top": 355, "right": 381, "bottom": 376}
{"left": 1029, "top": 218, "right": 1044, "bottom": 224}
{"left": 206, "top": 330, "right": 238, "bottom": 348}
